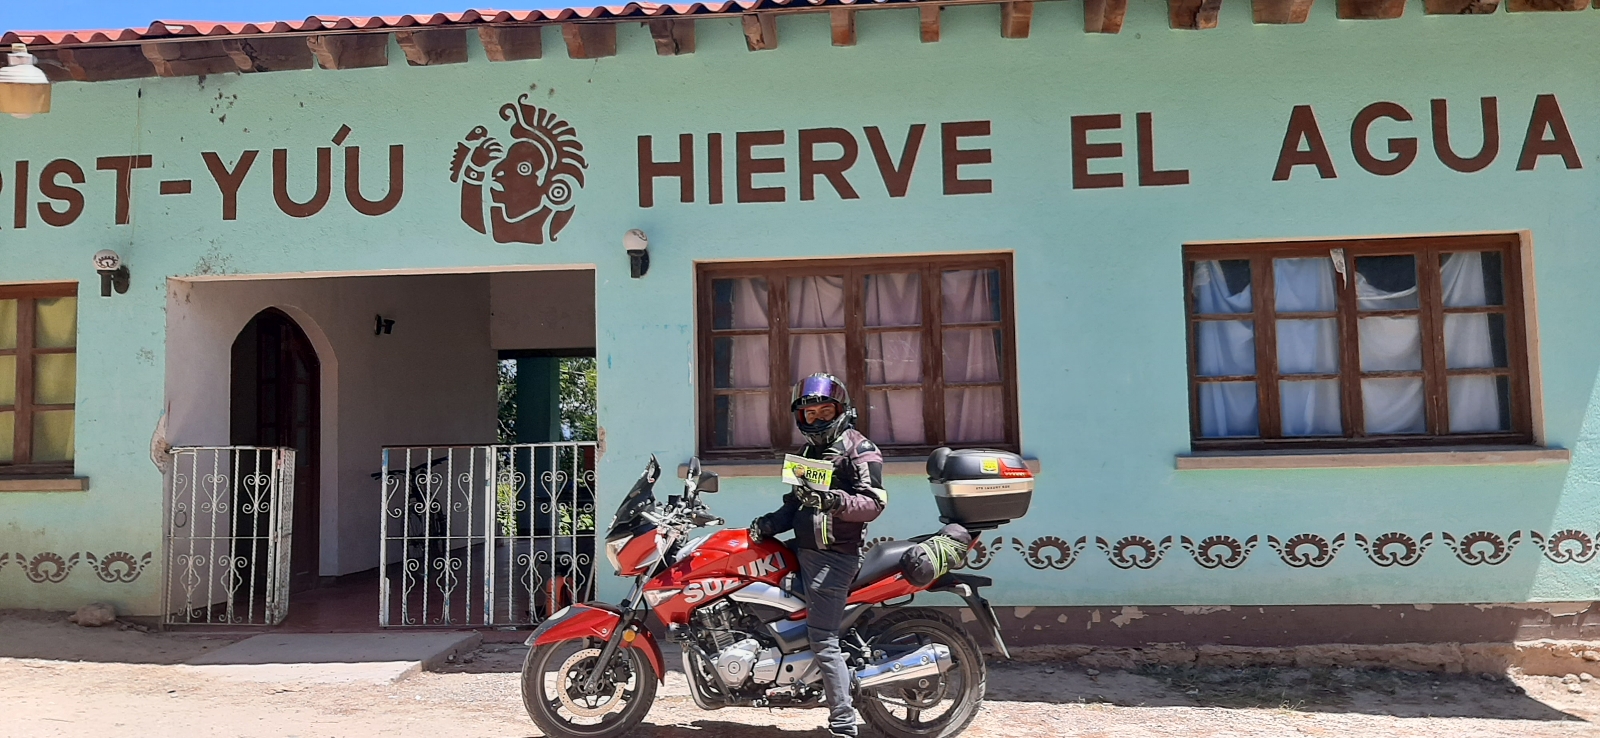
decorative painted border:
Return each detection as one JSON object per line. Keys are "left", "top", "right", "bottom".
{"left": 862, "top": 529, "right": 1597, "bottom": 572}
{"left": 1, "top": 552, "right": 154, "bottom": 584}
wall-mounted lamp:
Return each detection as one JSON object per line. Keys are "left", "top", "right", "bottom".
{"left": 624, "top": 228, "right": 650, "bottom": 279}
{"left": 93, "top": 249, "right": 129, "bottom": 297}
{"left": 0, "top": 44, "right": 51, "bottom": 119}
{"left": 374, "top": 315, "right": 395, "bottom": 335}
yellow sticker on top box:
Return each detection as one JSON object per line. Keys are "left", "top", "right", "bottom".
{"left": 981, "top": 457, "right": 999, "bottom": 474}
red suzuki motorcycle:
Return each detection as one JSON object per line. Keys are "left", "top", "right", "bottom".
{"left": 521, "top": 452, "right": 1031, "bottom": 738}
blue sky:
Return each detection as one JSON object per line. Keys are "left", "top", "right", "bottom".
{"left": 2, "top": 2, "right": 565, "bottom": 33}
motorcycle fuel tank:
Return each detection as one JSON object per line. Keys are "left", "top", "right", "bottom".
{"left": 644, "top": 529, "right": 798, "bottom": 625}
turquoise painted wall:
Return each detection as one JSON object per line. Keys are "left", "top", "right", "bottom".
{"left": 3, "top": 2, "right": 1599, "bottom": 614}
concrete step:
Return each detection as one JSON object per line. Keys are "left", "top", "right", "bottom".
{"left": 181, "top": 631, "right": 482, "bottom": 684}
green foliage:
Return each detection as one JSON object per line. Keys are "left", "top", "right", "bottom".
{"left": 496, "top": 359, "right": 518, "bottom": 445}
{"left": 560, "top": 357, "right": 598, "bottom": 441}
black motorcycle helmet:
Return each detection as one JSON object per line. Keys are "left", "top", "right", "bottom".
{"left": 791, "top": 373, "right": 855, "bottom": 447}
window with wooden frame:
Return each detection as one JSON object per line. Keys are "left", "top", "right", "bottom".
{"left": 0, "top": 284, "right": 79, "bottom": 474}
{"left": 697, "top": 254, "right": 1019, "bottom": 459}
{"left": 1184, "top": 235, "right": 1532, "bottom": 450}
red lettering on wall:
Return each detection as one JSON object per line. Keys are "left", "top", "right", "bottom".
{"left": 798, "top": 128, "right": 860, "bottom": 201}
{"left": 638, "top": 134, "right": 694, "bottom": 208}
{"left": 736, "top": 130, "right": 786, "bottom": 203}
{"left": 1517, "top": 94, "right": 1581, "bottom": 171}
{"left": 95, "top": 155, "right": 153, "bottom": 225}
{"left": 708, "top": 133, "right": 724, "bottom": 205}
{"left": 345, "top": 145, "right": 404, "bottom": 216}
{"left": 11, "top": 161, "right": 26, "bottom": 229}
{"left": 864, "top": 124, "right": 924, "bottom": 198}
{"left": 1350, "top": 102, "right": 1417, "bottom": 177}
{"left": 37, "top": 159, "right": 85, "bottom": 227}
{"left": 272, "top": 148, "right": 332, "bottom": 218}
{"left": 941, "top": 121, "right": 992, "bottom": 195}
{"left": 1272, "top": 105, "right": 1337, "bottom": 181}
{"left": 1136, "top": 112, "right": 1189, "bottom": 187}
{"left": 203, "top": 151, "right": 258, "bottom": 221}
{"left": 1431, "top": 97, "right": 1498, "bottom": 174}
{"left": 1071, "top": 114, "right": 1122, "bottom": 189}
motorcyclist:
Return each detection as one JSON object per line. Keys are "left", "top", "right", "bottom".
{"left": 749, "top": 373, "right": 887, "bottom": 738}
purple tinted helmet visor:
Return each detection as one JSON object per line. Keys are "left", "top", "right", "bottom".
{"left": 792, "top": 373, "right": 848, "bottom": 408}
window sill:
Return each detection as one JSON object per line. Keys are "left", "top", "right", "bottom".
{"left": 681, "top": 457, "right": 1042, "bottom": 478}
{"left": 0, "top": 476, "right": 90, "bottom": 492}
{"left": 1175, "top": 446, "right": 1569, "bottom": 471}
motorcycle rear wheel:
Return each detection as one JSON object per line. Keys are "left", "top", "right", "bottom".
{"left": 521, "top": 639, "right": 658, "bottom": 738}
{"left": 858, "top": 608, "right": 987, "bottom": 738}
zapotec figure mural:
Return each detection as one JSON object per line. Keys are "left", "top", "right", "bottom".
{"left": 451, "top": 95, "right": 587, "bottom": 244}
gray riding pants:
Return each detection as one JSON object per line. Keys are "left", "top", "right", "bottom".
{"left": 797, "top": 547, "right": 862, "bottom": 733}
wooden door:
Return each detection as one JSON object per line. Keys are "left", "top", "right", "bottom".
{"left": 232, "top": 309, "right": 322, "bottom": 594}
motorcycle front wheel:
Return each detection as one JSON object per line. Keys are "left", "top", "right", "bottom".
{"left": 521, "top": 638, "right": 658, "bottom": 738}
{"left": 858, "top": 608, "right": 988, "bottom": 738}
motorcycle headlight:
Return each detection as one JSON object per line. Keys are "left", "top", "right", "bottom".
{"left": 605, "top": 536, "right": 628, "bottom": 573}
{"left": 642, "top": 588, "right": 682, "bottom": 608}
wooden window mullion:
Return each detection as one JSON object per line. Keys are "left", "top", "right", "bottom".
{"left": 1251, "top": 257, "right": 1282, "bottom": 439}
{"left": 769, "top": 272, "right": 791, "bottom": 450}
{"left": 1502, "top": 244, "right": 1534, "bottom": 434}
{"left": 1335, "top": 253, "right": 1365, "bottom": 438}
{"left": 1184, "top": 260, "right": 1204, "bottom": 442}
{"left": 925, "top": 263, "right": 946, "bottom": 446}
{"left": 1417, "top": 247, "right": 1450, "bottom": 435}
{"left": 844, "top": 267, "right": 867, "bottom": 438}
{"left": 15, "top": 297, "right": 35, "bottom": 465}
{"left": 998, "top": 257, "right": 1021, "bottom": 447}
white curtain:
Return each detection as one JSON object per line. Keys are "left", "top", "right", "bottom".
{"left": 942, "top": 270, "right": 1005, "bottom": 443}
{"left": 1192, "top": 261, "right": 1258, "bottom": 437}
{"left": 788, "top": 276, "right": 848, "bottom": 445}
{"left": 865, "top": 273, "right": 925, "bottom": 444}
{"left": 1440, "top": 252, "right": 1504, "bottom": 432}
{"left": 1274, "top": 258, "right": 1341, "bottom": 436}
{"left": 1355, "top": 258, "right": 1425, "bottom": 434}
{"left": 717, "top": 278, "right": 771, "bottom": 447}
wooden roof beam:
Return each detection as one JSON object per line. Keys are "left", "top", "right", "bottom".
{"left": 1506, "top": 0, "right": 1585, "bottom": 10}
{"left": 479, "top": 26, "right": 543, "bottom": 61}
{"left": 220, "top": 37, "right": 315, "bottom": 73}
{"left": 1422, "top": 0, "right": 1500, "bottom": 12}
{"left": 648, "top": 19, "right": 695, "bottom": 55}
{"left": 563, "top": 23, "right": 618, "bottom": 58}
{"left": 743, "top": 13, "right": 779, "bottom": 51}
{"left": 920, "top": 5, "right": 941, "bottom": 42}
{"left": 142, "top": 40, "right": 243, "bottom": 77}
{"left": 307, "top": 34, "right": 390, "bottom": 70}
{"left": 396, "top": 29, "right": 468, "bottom": 66}
{"left": 1002, "top": 2, "right": 1034, "bottom": 38}
{"left": 1169, "top": 0, "right": 1223, "bottom": 28}
{"left": 1253, "top": 0, "right": 1315, "bottom": 22}
{"left": 831, "top": 9, "right": 857, "bottom": 46}
{"left": 1084, "top": 0, "right": 1129, "bottom": 32}
{"left": 1337, "top": 0, "right": 1406, "bottom": 17}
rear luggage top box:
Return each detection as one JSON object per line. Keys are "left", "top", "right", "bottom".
{"left": 925, "top": 447, "right": 1034, "bottom": 530}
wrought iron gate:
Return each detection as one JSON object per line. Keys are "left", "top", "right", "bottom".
{"left": 163, "top": 446, "right": 296, "bottom": 626}
{"left": 380, "top": 442, "right": 597, "bottom": 627}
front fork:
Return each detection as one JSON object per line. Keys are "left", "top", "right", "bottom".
{"left": 581, "top": 576, "right": 649, "bottom": 694}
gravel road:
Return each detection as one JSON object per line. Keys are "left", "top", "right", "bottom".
{"left": 4, "top": 611, "right": 1600, "bottom": 737}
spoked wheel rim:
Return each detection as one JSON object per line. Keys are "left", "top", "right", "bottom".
{"left": 524, "top": 640, "right": 652, "bottom": 737}
{"left": 863, "top": 623, "right": 976, "bottom": 734}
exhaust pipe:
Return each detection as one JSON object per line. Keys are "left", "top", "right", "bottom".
{"left": 856, "top": 643, "right": 953, "bottom": 691}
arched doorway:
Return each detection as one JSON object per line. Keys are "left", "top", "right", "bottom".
{"left": 231, "top": 309, "right": 322, "bottom": 594}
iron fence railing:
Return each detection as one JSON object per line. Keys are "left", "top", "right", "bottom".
{"left": 379, "top": 442, "right": 597, "bottom": 627}
{"left": 162, "top": 446, "right": 295, "bottom": 626}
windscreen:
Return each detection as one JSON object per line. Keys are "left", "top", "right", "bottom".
{"left": 606, "top": 469, "right": 657, "bottom": 538}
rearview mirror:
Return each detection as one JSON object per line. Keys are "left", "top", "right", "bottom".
{"left": 697, "top": 471, "right": 719, "bottom": 494}
{"left": 687, "top": 457, "right": 702, "bottom": 479}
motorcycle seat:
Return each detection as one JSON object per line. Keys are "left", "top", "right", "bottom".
{"left": 852, "top": 540, "right": 919, "bottom": 591}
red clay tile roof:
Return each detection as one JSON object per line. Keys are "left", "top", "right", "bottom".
{"left": 2, "top": 2, "right": 916, "bottom": 47}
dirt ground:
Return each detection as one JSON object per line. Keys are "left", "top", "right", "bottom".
{"left": 4, "top": 610, "right": 1600, "bottom": 737}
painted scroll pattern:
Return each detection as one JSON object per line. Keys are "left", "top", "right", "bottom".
{"left": 883, "top": 529, "right": 1597, "bottom": 573}
{"left": 4, "top": 551, "right": 155, "bottom": 584}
